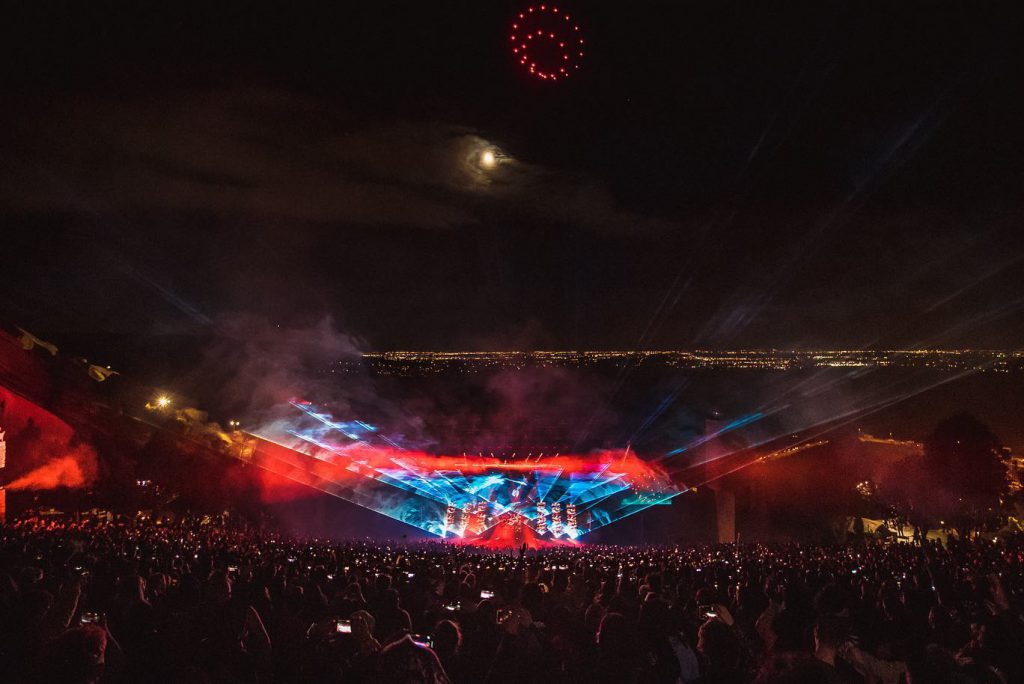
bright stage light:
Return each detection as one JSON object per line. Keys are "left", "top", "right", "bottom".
{"left": 481, "top": 150, "right": 497, "bottom": 168}
{"left": 147, "top": 395, "right": 172, "bottom": 410}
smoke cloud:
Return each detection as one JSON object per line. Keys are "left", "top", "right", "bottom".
{"left": 192, "top": 313, "right": 365, "bottom": 423}
{"left": 6, "top": 444, "right": 98, "bottom": 491}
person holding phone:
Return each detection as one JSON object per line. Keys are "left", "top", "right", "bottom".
{"left": 696, "top": 619, "right": 744, "bottom": 684}
{"left": 432, "top": 619, "right": 465, "bottom": 682}
{"left": 376, "top": 610, "right": 453, "bottom": 684}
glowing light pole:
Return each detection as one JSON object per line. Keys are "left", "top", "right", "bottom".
{"left": 536, "top": 500, "right": 548, "bottom": 534}
{"left": 444, "top": 504, "right": 457, "bottom": 537}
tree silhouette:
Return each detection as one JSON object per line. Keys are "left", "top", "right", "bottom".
{"left": 877, "top": 414, "right": 1008, "bottom": 537}
{"left": 915, "top": 413, "right": 1007, "bottom": 534}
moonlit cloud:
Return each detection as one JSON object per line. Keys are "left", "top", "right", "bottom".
{"left": 0, "top": 88, "right": 670, "bottom": 234}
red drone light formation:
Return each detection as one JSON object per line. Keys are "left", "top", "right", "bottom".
{"left": 510, "top": 5, "right": 585, "bottom": 81}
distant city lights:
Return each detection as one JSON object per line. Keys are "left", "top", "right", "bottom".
{"left": 351, "top": 349, "right": 1024, "bottom": 375}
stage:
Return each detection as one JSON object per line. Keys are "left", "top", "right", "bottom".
{"left": 232, "top": 401, "right": 681, "bottom": 545}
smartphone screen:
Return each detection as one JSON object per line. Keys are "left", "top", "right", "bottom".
{"left": 336, "top": 619, "right": 352, "bottom": 634}
{"left": 480, "top": 590, "right": 494, "bottom": 599}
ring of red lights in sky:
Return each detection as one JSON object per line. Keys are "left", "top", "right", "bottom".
{"left": 510, "top": 5, "right": 584, "bottom": 81}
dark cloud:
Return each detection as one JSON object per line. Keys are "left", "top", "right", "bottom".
{"left": 1, "top": 88, "right": 671, "bottom": 234}
{"left": 1, "top": 2, "right": 1021, "bottom": 354}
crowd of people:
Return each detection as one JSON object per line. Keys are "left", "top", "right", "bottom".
{"left": 1, "top": 516, "right": 1022, "bottom": 683}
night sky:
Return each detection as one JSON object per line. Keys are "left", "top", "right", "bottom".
{"left": 3, "top": 1, "right": 1023, "bottom": 358}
